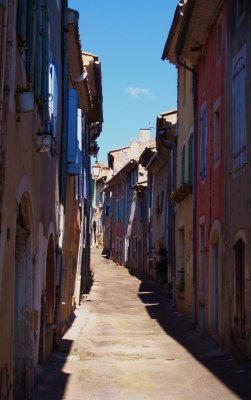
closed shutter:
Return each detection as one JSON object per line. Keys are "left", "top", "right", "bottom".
{"left": 200, "top": 106, "right": 206, "bottom": 180}
{"left": 26, "top": 0, "right": 35, "bottom": 81}
{"left": 68, "top": 109, "right": 82, "bottom": 175}
{"left": 181, "top": 145, "right": 185, "bottom": 183}
{"left": 17, "top": 0, "right": 27, "bottom": 44}
{"left": 67, "top": 89, "right": 78, "bottom": 163}
{"left": 34, "top": 0, "right": 42, "bottom": 97}
{"left": 188, "top": 135, "right": 193, "bottom": 184}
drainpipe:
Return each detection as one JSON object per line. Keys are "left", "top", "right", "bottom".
{"left": 0, "top": 0, "right": 9, "bottom": 210}
{"left": 177, "top": 61, "right": 198, "bottom": 323}
{"left": 55, "top": 0, "right": 69, "bottom": 344}
{"left": 162, "top": 139, "right": 177, "bottom": 302}
{"left": 0, "top": 0, "right": 8, "bottom": 128}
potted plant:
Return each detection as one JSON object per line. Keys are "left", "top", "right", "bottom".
{"left": 16, "top": 86, "right": 34, "bottom": 112}
{"left": 170, "top": 182, "right": 193, "bottom": 204}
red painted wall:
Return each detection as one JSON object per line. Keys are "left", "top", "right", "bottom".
{"left": 196, "top": 4, "right": 226, "bottom": 331}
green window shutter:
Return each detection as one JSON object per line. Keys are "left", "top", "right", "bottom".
{"left": 26, "top": 0, "right": 35, "bottom": 81}
{"left": 188, "top": 135, "right": 193, "bottom": 184}
{"left": 17, "top": 0, "right": 27, "bottom": 44}
{"left": 181, "top": 145, "right": 185, "bottom": 183}
{"left": 34, "top": 0, "right": 42, "bottom": 97}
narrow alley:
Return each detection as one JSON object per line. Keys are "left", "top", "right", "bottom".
{"left": 34, "top": 249, "right": 251, "bottom": 400}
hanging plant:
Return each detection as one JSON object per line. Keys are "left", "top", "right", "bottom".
{"left": 170, "top": 182, "right": 192, "bottom": 204}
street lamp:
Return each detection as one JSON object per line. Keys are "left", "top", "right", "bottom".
{"left": 92, "top": 158, "right": 101, "bottom": 179}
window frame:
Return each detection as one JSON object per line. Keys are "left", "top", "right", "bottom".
{"left": 213, "top": 97, "right": 221, "bottom": 167}
{"left": 200, "top": 103, "right": 207, "bottom": 182}
{"left": 232, "top": 46, "right": 246, "bottom": 174}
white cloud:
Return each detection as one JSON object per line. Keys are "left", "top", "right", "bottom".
{"left": 126, "top": 86, "right": 150, "bottom": 98}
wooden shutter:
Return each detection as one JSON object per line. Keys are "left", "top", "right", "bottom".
{"left": 67, "top": 89, "right": 78, "bottom": 163}
{"left": 26, "top": 0, "right": 35, "bottom": 81}
{"left": 188, "top": 135, "right": 193, "bottom": 184}
{"left": 34, "top": 0, "right": 42, "bottom": 97}
{"left": 17, "top": 0, "right": 27, "bottom": 44}
{"left": 181, "top": 145, "right": 185, "bottom": 183}
{"left": 68, "top": 109, "right": 82, "bottom": 175}
{"left": 200, "top": 106, "right": 206, "bottom": 180}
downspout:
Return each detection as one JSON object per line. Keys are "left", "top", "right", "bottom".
{"left": 0, "top": 0, "right": 9, "bottom": 209}
{"left": 0, "top": 0, "right": 8, "bottom": 129}
{"left": 162, "top": 139, "right": 177, "bottom": 302}
{"left": 55, "top": 0, "right": 69, "bottom": 344}
{"left": 177, "top": 61, "right": 198, "bottom": 323}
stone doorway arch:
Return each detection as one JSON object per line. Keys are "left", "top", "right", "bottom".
{"left": 13, "top": 193, "right": 34, "bottom": 399}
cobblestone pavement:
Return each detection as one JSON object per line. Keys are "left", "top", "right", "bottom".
{"left": 34, "top": 248, "right": 251, "bottom": 400}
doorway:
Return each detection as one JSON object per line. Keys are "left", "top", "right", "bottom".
{"left": 13, "top": 196, "right": 33, "bottom": 399}
{"left": 209, "top": 237, "right": 219, "bottom": 336}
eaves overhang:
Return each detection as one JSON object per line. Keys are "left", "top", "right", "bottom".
{"left": 175, "top": 0, "right": 224, "bottom": 65}
{"left": 139, "top": 145, "right": 157, "bottom": 168}
{"left": 106, "top": 159, "right": 137, "bottom": 188}
{"left": 67, "top": 8, "right": 92, "bottom": 112}
{"left": 83, "top": 52, "right": 104, "bottom": 137}
{"left": 162, "top": 3, "right": 185, "bottom": 64}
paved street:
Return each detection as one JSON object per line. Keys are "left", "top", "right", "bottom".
{"left": 35, "top": 249, "right": 251, "bottom": 400}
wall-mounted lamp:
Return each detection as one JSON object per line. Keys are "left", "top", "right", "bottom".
{"left": 92, "top": 157, "right": 101, "bottom": 179}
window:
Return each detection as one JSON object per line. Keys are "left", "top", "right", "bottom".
{"left": 177, "top": 228, "right": 185, "bottom": 290}
{"left": 48, "top": 64, "right": 58, "bottom": 136}
{"left": 200, "top": 104, "right": 207, "bottom": 181}
{"left": 213, "top": 98, "right": 221, "bottom": 165}
{"left": 156, "top": 191, "right": 164, "bottom": 214}
{"left": 130, "top": 168, "right": 137, "bottom": 187}
{"left": 120, "top": 197, "right": 125, "bottom": 222}
{"left": 181, "top": 144, "right": 186, "bottom": 183}
{"left": 188, "top": 134, "right": 193, "bottom": 184}
{"left": 233, "top": 51, "right": 246, "bottom": 171}
{"left": 217, "top": 22, "right": 222, "bottom": 62}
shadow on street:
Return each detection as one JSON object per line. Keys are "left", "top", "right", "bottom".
{"left": 129, "top": 271, "right": 251, "bottom": 400}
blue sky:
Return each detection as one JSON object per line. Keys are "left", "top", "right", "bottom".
{"left": 69, "top": 0, "right": 178, "bottom": 164}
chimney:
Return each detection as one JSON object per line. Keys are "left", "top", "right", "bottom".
{"left": 139, "top": 128, "right": 151, "bottom": 143}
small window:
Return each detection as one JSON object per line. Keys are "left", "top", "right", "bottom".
{"left": 217, "top": 22, "right": 222, "bottom": 62}
{"left": 233, "top": 53, "right": 246, "bottom": 171}
{"left": 188, "top": 134, "right": 193, "bottom": 184}
{"left": 213, "top": 99, "right": 221, "bottom": 165}
{"left": 181, "top": 144, "right": 186, "bottom": 183}
{"left": 200, "top": 104, "right": 207, "bottom": 181}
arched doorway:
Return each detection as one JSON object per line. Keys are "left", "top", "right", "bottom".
{"left": 209, "top": 231, "right": 219, "bottom": 337}
{"left": 13, "top": 194, "right": 34, "bottom": 399}
{"left": 234, "top": 238, "right": 246, "bottom": 340}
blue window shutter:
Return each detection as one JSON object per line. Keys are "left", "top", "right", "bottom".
{"left": 26, "top": 0, "right": 35, "bottom": 80}
{"left": 68, "top": 89, "right": 78, "bottom": 163}
{"left": 17, "top": 0, "right": 27, "bottom": 44}
{"left": 68, "top": 110, "right": 82, "bottom": 175}
{"left": 41, "top": 0, "right": 48, "bottom": 103}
